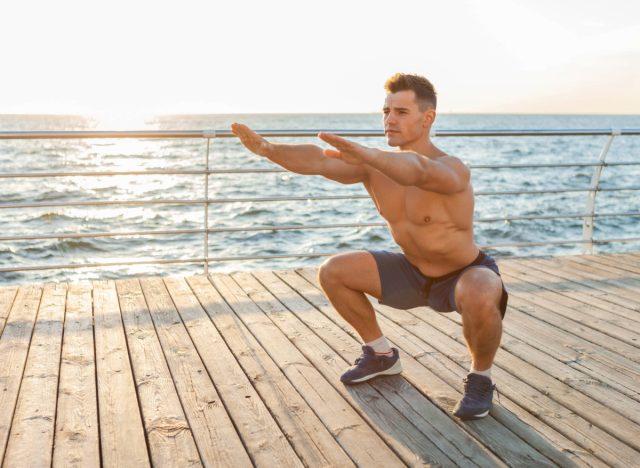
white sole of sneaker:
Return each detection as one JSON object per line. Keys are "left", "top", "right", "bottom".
{"left": 345, "top": 360, "right": 403, "bottom": 384}
{"left": 456, "top": 409, "right": 490, "bottom": 420}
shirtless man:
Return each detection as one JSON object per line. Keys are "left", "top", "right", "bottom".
{"left": 231, "top": 73, "right": 508, "bottom": 420}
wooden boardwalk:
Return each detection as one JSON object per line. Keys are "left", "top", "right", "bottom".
{"left": 1, "top": 253, "right": 640, "bottom": 467}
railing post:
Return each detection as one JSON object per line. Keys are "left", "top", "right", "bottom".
{"left": 582, "top": 130, "right": 620, "bottom": 254}
{"left": 203, "top": 131, "right": 215, "bottom": 274}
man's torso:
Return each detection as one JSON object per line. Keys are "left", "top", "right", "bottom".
{"left": 364, "top": 167, "right": 478, "bottom": 277}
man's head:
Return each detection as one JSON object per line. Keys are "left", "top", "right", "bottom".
{"left": 384, "top": 73, "right": 437, "bottom": 111}
{"left": 383, "top": 73, "right": 437, "bottom": 149}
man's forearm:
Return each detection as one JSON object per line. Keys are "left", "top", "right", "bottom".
{"left": 264, "top": 143, "right": 327, "bottom": 175}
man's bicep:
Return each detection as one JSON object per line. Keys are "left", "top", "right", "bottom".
{"left": 418, "top": 157, "right": 470, "bottom": 193}
{"left": 316, "top": 158, "right": 368, "bottom": 184}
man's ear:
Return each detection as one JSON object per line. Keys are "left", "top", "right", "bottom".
{"left": 422, "top": 109, "right": 436, "bottom": 128}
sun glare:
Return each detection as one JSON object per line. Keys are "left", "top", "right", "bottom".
{"left": 90, "top": 110, "right": 154, "bottom": 131}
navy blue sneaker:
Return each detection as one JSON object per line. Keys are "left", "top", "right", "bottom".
{"left": 341, "top": 346, "right": 402, "bottom": 385}
{"left": 453, "top": 373, "right": 495, "bottom": 420}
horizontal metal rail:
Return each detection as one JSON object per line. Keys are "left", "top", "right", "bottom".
{"left": 3, "top": 210, "right": 640, "bottom": 242}
{"left": 3, "top": 185, "right": 640, "bottom": 210}
{"left": 5, "top": 235, "right": 640, "bottom": 273}
{"left": 1, "top": 128, "right": 640, "bottom": 139}
{"left": 2, "top": 161, "right": 640, "bottom": 179}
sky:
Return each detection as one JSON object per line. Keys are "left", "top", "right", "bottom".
{"left": 1, "top": 0, "right": 639, "bottom": 117}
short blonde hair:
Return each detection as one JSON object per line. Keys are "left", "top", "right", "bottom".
{"left": 384, "top": 73, "right": 437, "bottom": 110}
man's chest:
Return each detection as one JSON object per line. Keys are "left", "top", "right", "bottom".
{"left": 365, "top": 178, "right": 447, "bottom": 225}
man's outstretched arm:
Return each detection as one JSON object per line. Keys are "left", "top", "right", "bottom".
{"left": 231, "top": 123, "right": 367, "bottom": 184}
{"left": 319, "top": 132, "right": 469, "bottom": 194}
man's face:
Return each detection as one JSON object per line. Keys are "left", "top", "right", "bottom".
{"left": 382, "top": 90, "right": 434, "bottom": 148}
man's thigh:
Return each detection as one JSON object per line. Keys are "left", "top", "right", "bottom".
{"left": 320, "top": 250, "right": 382, "bottom": 299}
{"left": 367, "top": 250, "right": 430, "bottom": 310}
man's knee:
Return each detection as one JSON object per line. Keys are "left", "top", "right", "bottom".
{"left": 455, "top": 268, "right": 503, "bottom": 318}
{"left": 318, "top": 251, "right": 381, "bottom": 298}
{"left": 318, "top": 255, "right": 344, "bottom": 290}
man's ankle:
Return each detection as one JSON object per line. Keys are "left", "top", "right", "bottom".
{"left": 469, "top": 366, "right": 492, "bottom": 380}
{"left": 366, "top": 335, "right": 392, "bottom": 355}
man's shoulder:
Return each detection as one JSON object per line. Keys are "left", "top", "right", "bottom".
{"left": 434, "top": 154, "right": 470, "bottom": 173}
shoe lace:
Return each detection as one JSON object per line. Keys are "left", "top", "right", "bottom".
{"left": 463, "top": 376, "right": 495, "bottom": 400}
{"left": 354, "top": 350, "right": 375, "bottom": 365}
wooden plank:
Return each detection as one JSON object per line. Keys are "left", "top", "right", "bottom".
{"left": 139, "top": 277, "right": 265, "bottom": 468}
{"left": 389, "top": 300, "right": 640, "bottom": 465}
{"left": 0, "top": 285, "right": 18, "bottom": 335}
{"left": 220, "top": 271, "right": 460, "bottom": 467}
{"left": 492, "top": 293, "right": 640, "bottom": 400}
{"left": 93, "top": 280, "right": 150, "bottom": 468}
{"left": 434, "top": 288, "right": 640, "bottom": 416}
{"left": 544, "top": 255, "right": 640, "bottom": 302}
{"left": 0, "top": 284, "right": 43, "bottom": 463}
{"left": 501, "top": 257, "right": 640, "bottom": 324}
{"left": 116, "top": 278, "right": 202, "bottom": 467}
{"left": 290, "top": 269, "right": 592, "bottom": 467}
{"left": 582, "top": 252, "right": 640, "bottom": 278}
{"left": 53, "top": 281, "right": 100, "bottom": 468}
{"left": 522, "top": 257, "right": 640, "bottom": 320}
{"left": 3, "top": 284, "right": 63, "bottom": 468}
{"left": 187, "top": 275, "right": 404, "bottom": 467}
{"left": 570, "top": 254, "right": 640, "bottom": 307}
{"left": 500, "top": 280, "right": 640, "bottom": 399}
{"left": 491, "top": 320, "right": 640, "bottom": 413}
{"left": 167, "top": 277, "right": 353, "bottom": 468}
{"left": 605, "top": 252, "right": 640, "bottom": 276}
{"left": 501, "top": 265, "right": 640, "bottom": 352}
{"left": 245, "top": 270, "right": 506, "bottom": 468}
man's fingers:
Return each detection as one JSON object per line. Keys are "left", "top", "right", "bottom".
{"left": 323, "top": 148, "right": 342, "bottom": 159}
{"left": 319, "top": 132, "right": 354, "bottom": 153}
{"left": 231, "top": 122, "right": 254, "bottom": 138}
{"left": 318, "top": 132, "right": 347, "bottom": 145}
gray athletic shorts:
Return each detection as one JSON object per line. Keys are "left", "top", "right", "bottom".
{"left": 368, "top": 250, "right": 508, "bottom": 318}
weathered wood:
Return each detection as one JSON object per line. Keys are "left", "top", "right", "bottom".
{"left": 484, "top": 309, "right": 640, "bottom": 411}
{"left": 53, "top": 281, "right": 100, "bottom": 468}
{"left": 570, "top": 254, "right": 640, "bottom": 308}
{"left": 605, "top": 252, "right": 640, "bottom": 275}
{"left": 524, "top": 257, "right": 640, "bottom": 319}
{"left": 392, "top": 301, "right": 640, "bottom": 465}
{"left": 292, "top": 268, "right": 588, "bottom": 467}
{"left": 115, "top": 278, "right": 202, "bottom": 467}
{"left": 4, "top": 253, "right": 640, "bottom": 468}
{"left": 501, "top": 266, "right": 640, "bottom": 352}
{"left": 0, "top": 285, "right": 18, "bottom": 335}
{"left": 173, "top": 276, "right": 354, "bottom": 468}
{"left": 0, "top": 284, "right": 43, "bottom": 463}
{"left": 487, "top": 294, "right": 640, "bottom": 400}
{"left": 235, "top": 273, "right": 469, "bottom": 464}
{"left": 190, "top": 274, "right": 404, "bottom": 467}
{"left": 141, "top": 276, "right": 281, "bottom": 467}
{"left": 501, "top": 258, "right": 640, "bottom": 324}
{"left": 93, "top": 280, "right": 150, "bottom": 468}
{"left": 581, "top": 252, "right": 640, "bottom": 279}
{"left": 3, "top": 283, "right": 65, "bottom": 468}
{"left": 247, "top": 270, "right": 505, "bottom": 468}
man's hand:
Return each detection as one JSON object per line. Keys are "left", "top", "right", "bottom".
{"left": 231, "top": 123, "right": 274, "bottom": 158}
{"left": 318, "top": 132, "right": 378, "bottom": 166}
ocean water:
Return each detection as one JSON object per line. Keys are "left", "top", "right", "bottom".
{"left": 1, "top": 113, "right": 639, "bottom": 285}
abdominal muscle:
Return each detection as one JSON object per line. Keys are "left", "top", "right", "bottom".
{"left": 387, "top": 220, "right": 479, "bottom": 277}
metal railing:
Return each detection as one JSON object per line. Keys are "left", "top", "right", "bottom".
{"left": 1, "top": 128, "right": 639, "bottom": 274}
